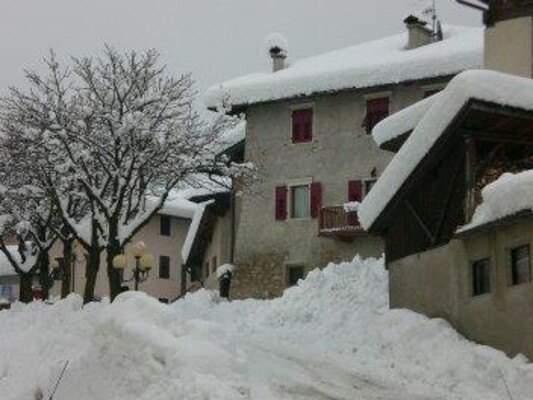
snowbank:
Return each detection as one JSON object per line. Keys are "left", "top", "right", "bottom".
{"left": 359, "top": 69, "right": 533, "bottom": 230}
{"left": 205, "top": 26, "right": 482, "bottom": 109}
{"left": 1, "top": 257, "right": 532, "bottom": 400}
{"left": 459, "top": 170, "right": 533, "bottom": 232}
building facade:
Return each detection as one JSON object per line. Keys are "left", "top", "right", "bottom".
{"left": 206, "top": 21, "right": 483, "bottom": 299}
{"left": 360, "top": 2, "right": 533, "bottom": 358}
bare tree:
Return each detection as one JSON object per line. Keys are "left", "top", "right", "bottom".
{"left": 1, "top": 47, "right": 250, "bottom": 301}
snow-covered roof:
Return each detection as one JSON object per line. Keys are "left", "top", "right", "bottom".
{"left": 181, "top": 200, "right": 214, "bottom": 264}
{"left": 205, "top": 26, "right": 483, "bottom": 109}
{"left": 458, "top": 170, "right": 533, "bottom": 233}
{"left": 359, "top": 70, "right": 533, "bottom": 230}
{"left": 158, "top": 197, "right": 198, "bottom": 219}
{"left": 170, "top": 175, "right": 231, "bottom": 201}
{"left": 372, "top": 92, "right": 440, "bottom": 148}
{"left": 0, "top": 246, "right": 20, "bottom": 277}
{"left": 219, "top": 121, "right": 245, "bottom": 152}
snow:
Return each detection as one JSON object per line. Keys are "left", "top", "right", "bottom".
{"left": 205, "top": 26, "right": 483, "bottom": 109}
{"left": 359, "top": 69, "right": 533, "bottom": 230}
{"left": 1, "top": 257, "right": 532, "bottom": 400}
{"left": 181, "top": 200, "right": 214, "bottom": 264}
{"left": 343, "top": 201, "right": 360, "bottom": 213}
{"left": 264, "top": 32, "right": 289, "bottom": 57}
{"left": 219, "top": 120, "right": 245, "bottom": 151}
{"left": 459, "top": 170, "right": 533, "bottom": 233}
{"left": 372, "top": 92, "right": 440, "bottom": 147}
{"left": 216, "top": 263, "right": 235, "bottom": 279}
{"left": 0, "top": 245, "right": 19, "bottom": 277}
{"left": 158, "top": 197, "right": 198, "bottom": 220}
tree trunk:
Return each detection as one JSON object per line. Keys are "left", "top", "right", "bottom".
{"left": 19, "top": 273, "right": 33, "bottom": 303}
{"left": 107, "top": 241, "right": 122, "bottom": 302}
{"left": 61, "top": 239, "right": 73, "bottom": 298}
{"left": 38, "top": 252, "right": 51, "bottom": 300}
{"left": 83, "top": 247, "right": 99, "bottom": 304}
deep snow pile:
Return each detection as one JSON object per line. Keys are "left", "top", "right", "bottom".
{"left": 1, "top": 257, "right": 532, "bottom": 400}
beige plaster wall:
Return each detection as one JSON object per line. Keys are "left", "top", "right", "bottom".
{"left": 389, "top": 220, "right": 533, "bottom": 358}
{"left": 233, "top": 80, "right": 448, "bottom": 299}
{"left": 49, "top": 214, "right": 191, "bottom": 303}
{"left": 485, "top": 16, "right": 533, "bottom": 77}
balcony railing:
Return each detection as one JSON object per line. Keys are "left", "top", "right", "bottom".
{"left": 318, "top": 205, "right": 367, "bottom": 238}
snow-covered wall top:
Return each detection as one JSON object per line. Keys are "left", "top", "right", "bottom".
{"left": 359, "top": 70, "right": 533, "bottom": 230}
{"left": 458, "top": 170, "right": 533, "bottom": 233}
{"left": 372, "top": 93, "right": 439, "bottom": 147}
{"left": 205, "top": 26, "right": 483, "bottom": 109}
{"left": 158, "top": 197, "right": 198, "bottom": 220}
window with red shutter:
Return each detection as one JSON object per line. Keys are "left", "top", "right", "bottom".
{"left": 347, "top": 180, "right": 363, "bottom": 226}
{"left": 292, "top": 108, "right": 313, "bottom": 143}
{"left": 362, "top": 97, "right": 389, "bottom": 134}
{"left": 275, "top": 185, "right": 288, "bottom": 220}
{"left": 310, "top": 182, "right": 322, "bottom": 219}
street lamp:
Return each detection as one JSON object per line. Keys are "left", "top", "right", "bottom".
{"left": 112, "top": 241, "right": 155, "bottom": 291}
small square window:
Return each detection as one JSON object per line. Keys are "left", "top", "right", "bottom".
{"left": 290, "top": 185, "right": 310, "bottom": 219}
{"left": 510, "top": 245, "right": 531, "bottom": 285}
{"left": 160, "top": 216, "right": 171, "bottom": 236}
{"left": 287, "top": 266, "right": 305, "bottom": 287}
{"left": 472, "top": 258, "right": 491, "bottom": 296}
{"left": 159, "top": 256, "right": 170, "bottom": 279}
{"left": 292, "top": 108, "right": 313, "bottom": 143}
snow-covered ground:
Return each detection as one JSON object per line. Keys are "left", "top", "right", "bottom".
{"left": 1, "top": 257, "right": 532, "bottom": 400}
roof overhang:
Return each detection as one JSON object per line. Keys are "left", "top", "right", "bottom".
{"left": 368, "top": 99, "right": 533, "bottom": 234}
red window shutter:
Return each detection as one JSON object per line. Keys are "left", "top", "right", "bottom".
{"left": 310, "top": 182, "right": 322, "bottom": 219}
{"left": 292, "top": 108, "right": 313, "bottom": 143}
{"left": 348, "top": 180, "right": 363, "bottom": 202}
{"left": 363, "top": 97, "right": 389, "bottom": 134}
{"left": 347, "top": 180, "right": 362, "bottom": 226}
{"left": 275, "top": 185, "right": 288, "bottom": 220}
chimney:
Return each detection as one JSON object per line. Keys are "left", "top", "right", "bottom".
{"left": 404, "top": 15, "right": 433, "bottom": 49}
{"left": 270, "top": 46, "right": 286, "bottom": 72}
{"left": 265, "top": 33, "right": 289, "bottom": 72}
{"left": 484, "top": 0, "right": 533, "bottom": 77}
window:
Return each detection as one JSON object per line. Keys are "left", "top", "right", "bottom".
{"left": 292, "top": 108, "right": 313, "bottom": 143}
{"left": 160, "top": 215, "right": 171, "bottom": 236}
{"left": 290, "top": 185, "right": 310, "bottom": 219}
{"left": 472, "top": 258, "right": 491, "bottom": 296}
{"left": 159, "top": 256, "right": 170, "bottom": 279}
{"left": 205, "top": 261, "right": 210, "bottom": 278}
{"left": 362, "top": 97, "right": 389, "bottom": 134}
{"left": 287, "top": 265, "right": 305, "bottom": 287}
{"left": 276, "top": 182, "right": 321, "bottom": 220}
{"left": 159, "top": 298, "right": 169, "bottom": 304}
{"left": 211, "top": 256, "right": 217, "bottom": 274}
{"left": 510, "top": 245, "right": 531, "bottom": 285}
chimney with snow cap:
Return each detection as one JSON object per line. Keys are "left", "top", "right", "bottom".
{"left": 404, "top": 15, "right": 433, "bottom": 49}
{"left": 264, "top": 33, "right": 288, "bottom": 72}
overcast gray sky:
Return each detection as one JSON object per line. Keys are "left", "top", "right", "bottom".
{"left": 0, "top": 0, "right": 481, "bottom": 102}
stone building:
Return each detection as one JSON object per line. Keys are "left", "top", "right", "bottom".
{"left": 205, "top": 19, "right": 484, "bottom": 299}
{"left": 359, "top": 1, "right": 533, "bottom": 358}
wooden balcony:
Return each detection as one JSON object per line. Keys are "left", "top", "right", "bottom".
{"left": 318, "top": 205, "right": 367, "bottom": 239}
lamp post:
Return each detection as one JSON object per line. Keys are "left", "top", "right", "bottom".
{"left": 112, "top": 241, "right": 155, "bottom": 291}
